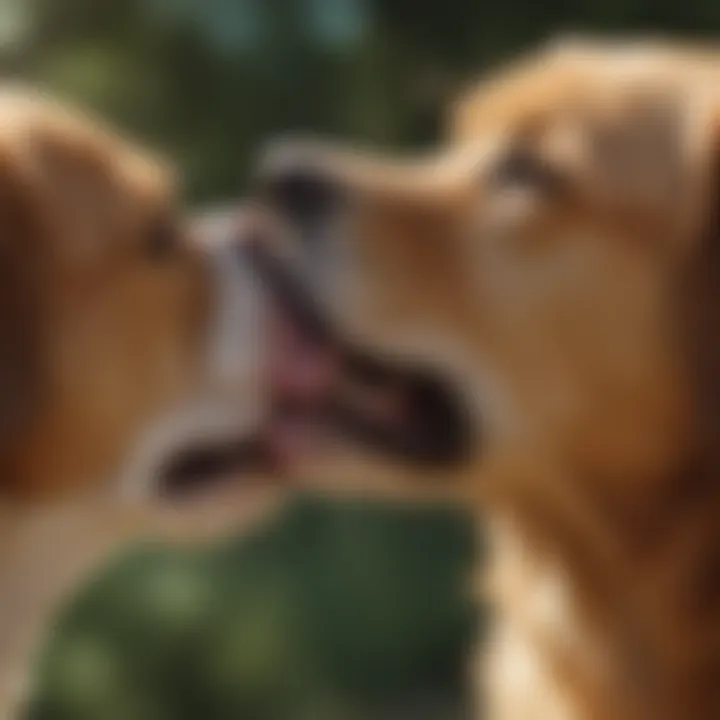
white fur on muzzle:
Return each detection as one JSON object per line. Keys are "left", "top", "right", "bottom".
{"left": 118, "top": 206, "right": 272, "bottom": 500}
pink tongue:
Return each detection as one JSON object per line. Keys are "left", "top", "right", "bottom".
{"left": 265, "top": 308, "right": 340, "bottom": 469}
{"left": 265, "top": 418, "right": 322, "bottom": 469}
{"left": 268, "top": 309, "right": 340, "bottom": 401}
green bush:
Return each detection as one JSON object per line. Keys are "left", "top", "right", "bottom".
{"left": 27, "top": 494, "right": 478, "bottom": 720}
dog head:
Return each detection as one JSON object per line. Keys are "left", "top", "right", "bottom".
{"left": 0, "top": 89, "right": 277, "bottom": 504}
{"left": 255, "top": 39, "right": 720, "bottom": 497}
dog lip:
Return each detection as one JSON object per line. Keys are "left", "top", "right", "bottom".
{"left": 157, "top": 435, "right": 274, "bottom": 499}
{"left": 329, "top": 362, "right": 475, "bottom": 467}
{"left": 241, "top": 238, "right": 336, "bottom": 346}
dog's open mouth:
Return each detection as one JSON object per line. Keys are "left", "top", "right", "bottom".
{"left": 247, "top": 239, "right": 473, "bottom": 466}
{"left": 157, "top": 228, "right": 472, "bottom": 499}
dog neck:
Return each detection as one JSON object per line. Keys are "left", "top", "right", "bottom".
{"left": 482, "top": 443, "right": 720, "bottom": 720}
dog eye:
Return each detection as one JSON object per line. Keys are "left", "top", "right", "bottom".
{"left": 489, "top": 150, "right": 563, "bottom": 193}
{"left": 147, "top": 218, "right": 178, "bottom": 261}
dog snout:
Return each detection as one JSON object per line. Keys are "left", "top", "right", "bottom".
{"left": 258, "top": 141, "right": 346, "bottom": 232}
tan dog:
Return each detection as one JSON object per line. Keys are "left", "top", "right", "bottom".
{"left": 0, "top": 89, "right": 291, "bottom": 717}
{"left": 257, "top": 38, "right": 720, "bottom": 720}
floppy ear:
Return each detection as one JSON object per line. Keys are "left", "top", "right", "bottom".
{"left": 680, "top": 114, "right": 720, "bottom": 467}
{"left": 0, "top": 160, "right": 43, "bottom": 456}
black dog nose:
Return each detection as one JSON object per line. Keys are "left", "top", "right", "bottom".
{"left": 258, "top": 141, "right": 345, "bottom": 228}
{"left": 266, "top": 168, "right": 342, "bottom": 226}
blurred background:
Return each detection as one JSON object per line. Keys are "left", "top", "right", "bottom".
{"left": 5, "top": 0, "right": 720, "bottom": 204}
{"left": 2, "top": 0, "right": 717, "bottom": 717}
{"left": 27, "top": 496, "right": 478, "bottom": 720}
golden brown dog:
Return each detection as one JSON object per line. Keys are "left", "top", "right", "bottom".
{"left": 0, "top": 88, "right": 291, "bottom": 717}
{"left": 257, "top": 38, "right": 720, "bottom": 720}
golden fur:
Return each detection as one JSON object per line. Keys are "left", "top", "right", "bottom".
{"left": 275, "top": 39, "right": 720, "bottom": 719}
{"left": 0, "top": 89, "right": 275, "bottom": 717}
{"left": 0, "top": 89, "right": 210, "bottom": 500}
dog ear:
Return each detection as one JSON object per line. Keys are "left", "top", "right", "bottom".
{"left": 679, "top": 114, "right": 720, "bottom": 467}
{"left": 0, "top": 247, "right": 41, "bottom": 439}
{"left": 0, "top": 160, "right": 43, "bottom": 463}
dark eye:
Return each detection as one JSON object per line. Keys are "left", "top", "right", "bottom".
{"left": 489, "top": 150, "right": 564, "bottom": 193}
{"left": 147, "top": 217, "right": 178, "bottom": 261}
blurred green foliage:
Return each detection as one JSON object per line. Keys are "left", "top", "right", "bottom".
{"left": 28, "top": 495, "right": 477, "bottom": 720}
{"left": 6, "top": 0, "right": 720, "bottom": 202}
